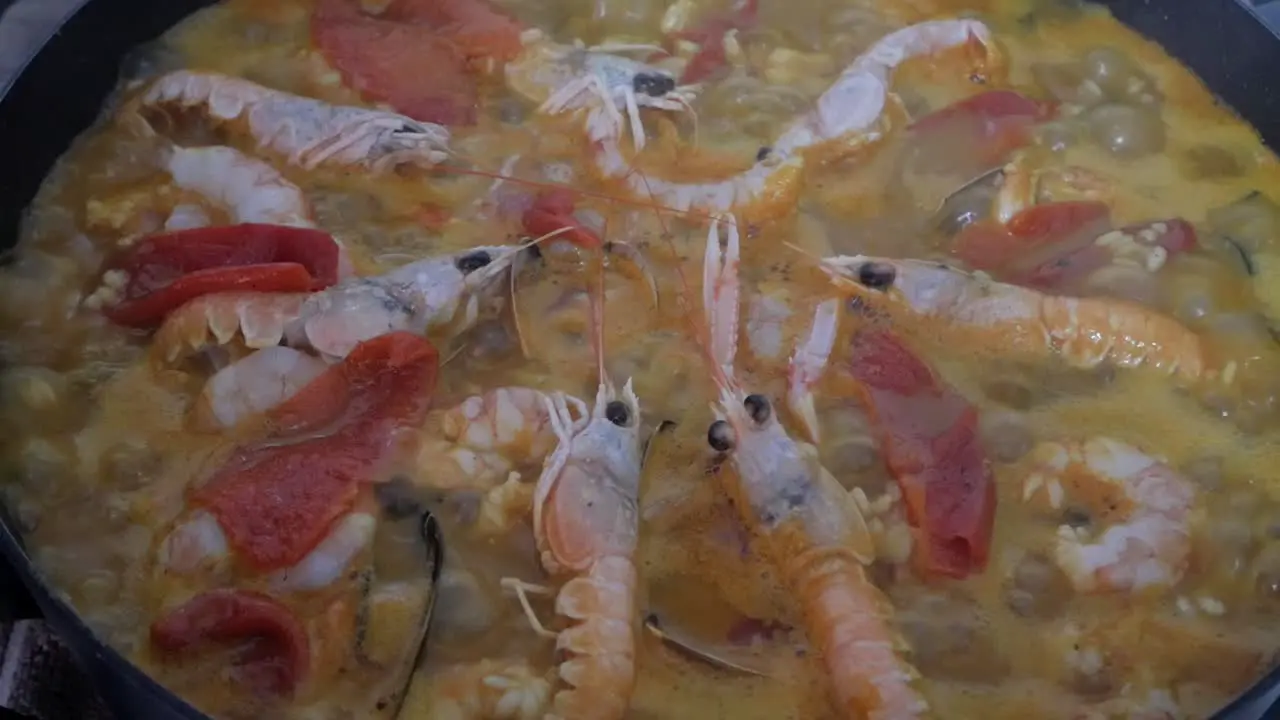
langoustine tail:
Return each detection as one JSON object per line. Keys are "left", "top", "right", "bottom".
{"left": 790, "top": 549, "right": 929, "bottom": 720}
{"left": 550, "top": 555, "right": 637, "bottom": 719}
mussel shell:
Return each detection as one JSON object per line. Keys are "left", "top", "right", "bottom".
{"left": 364, "top": 509, "right": 444, "bottom": 719}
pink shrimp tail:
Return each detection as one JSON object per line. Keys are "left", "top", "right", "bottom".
{"left": 551, "top": 555, "right": 637, "bottom": 719}
{"left": 789, "top": 549, "right": 928, "bottom": 720}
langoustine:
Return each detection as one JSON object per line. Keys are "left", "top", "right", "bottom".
{"left": 149, "top": 242, "right": 531, "bottom": 363}
{"left": 499, "top": 261, "right": 646, "bottom": 719}
{"left": 697, "top": 216, "right": 928, "bottom": 719}
{"left": 148, "top": 332, "right": 441, "bottom": 710}
{"left": 133, "top": 70, "right": 451, "bottom": 172}
{"left": 504, "top": 32, "right": 699, "bottom": 153}
{"left": 593, "top": 18, "right": 1004, "bottom": 220}
{"left": 821, "top": 254, "right": 1214, "bottom": 385}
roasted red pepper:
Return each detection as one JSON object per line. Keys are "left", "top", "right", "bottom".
{"left": 911, "top": 90, "right": 1055, "bottom": 171}
{"left": 955, "top": 204, "right": 1199, "bottom": 291}
{"left": 150, "top": 589, "right": 309, "bottom": 697}
{"left": 102, "top": 224, "right": 342, "bottom": 328}
{"left": 192, "top": 332, "right": 438, "bottom": 571}
{"left": 954, "top": 201, "right": 1112, "bottom": 271}
{"left": 911, "top": 90, "right": 1054, "bottom": 133}
{"left": 521, "top": 189, "right": 603, "bottom": 248}
{"left": 312, "top": 0, "right": 522, "bottom": 126}
{"left": 844, "top": 327, "right": 996, "bottom": 579}
{"left": 675, "top": 0, "right": 760, "bottom": 84}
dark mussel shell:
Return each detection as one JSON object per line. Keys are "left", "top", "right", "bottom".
{"left": 360, "top": 509, "right": 444, "bottom": 719}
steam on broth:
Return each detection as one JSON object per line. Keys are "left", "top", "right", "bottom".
{"left": 3, "top": 0, "right": 1280, "bottom": 718}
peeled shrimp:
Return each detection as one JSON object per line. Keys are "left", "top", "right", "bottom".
{"left": 822, "top": 254, "right": 1211, "bottom": 384}
{"left": 1021, "top": 437, "right": 1196, "bottom": 593}
{"left": 698, "top": 216, "right": 926, "bottom": 719}
{"left": 163, "top": 145, "right": 314, "bottom": 227}
{"left": 594, "top": 18, "right": 1001, "bottom": 219}
{"left": 138, "top": 70, "right": 450, "bottom": 172}
{"left": 415, "top": 660, "right": 552, "bottom": 720}
{"left": 163, "top": 203, "right": 212, "bottom": 231}
{"left": 474, "top": 472, "right": 538, "bottom": 536}
{"left": 155, "top": 506, "right": 377, "bottom": 594}
{"left": 270, "top": 512, "right": 377, "bottom": 592}
{"left": 414, "top": 387, "right": 562, "bottom": 492}
{"left": 156, "top": 510, "right": 228, "bottom": 576}
{"left": 193, "top": 346, "right": 328, "bottom": 430}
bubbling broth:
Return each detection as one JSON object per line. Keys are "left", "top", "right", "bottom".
{"left": 5, "top": 0, "right": 1280, "bottom": 717}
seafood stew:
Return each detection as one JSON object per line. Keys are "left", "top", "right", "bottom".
{"left": 6, "top": 0, "right": 1280, "bottom": 718}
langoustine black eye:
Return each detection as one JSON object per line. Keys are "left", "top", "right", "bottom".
{"left": 455, "top": 250, "right": 493, "bottom": 274}
{"left": 743, "top": 394, "right": 771, "bottom": 425}
{"left": 856, "top": 261, "right": 896, "bottom": 290}
{"left": 707, "top": 420, "right": 736, "bottom": 452}
{"left": 606, "top": 400, "right": 632, "bottom": 427}
{"left": 633, "top": 72, "right": 676, "bottom": 97}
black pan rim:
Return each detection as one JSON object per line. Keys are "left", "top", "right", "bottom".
{"left": 1, "top": 0, "right": 1278, "bottom": 718}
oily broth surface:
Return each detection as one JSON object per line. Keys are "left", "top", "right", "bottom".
{"left": 4, "top": 0, "right": 1280, "bottom": 718}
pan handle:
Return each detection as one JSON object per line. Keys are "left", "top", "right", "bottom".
{"left": 0, "top": 619, "right": 114, "bottom": 719}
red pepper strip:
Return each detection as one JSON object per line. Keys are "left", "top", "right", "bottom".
{"left": 911, "top": 90, "right": 1054, "bottom": 133}
{"left": 955, "top": 201, "right": 1112, "bottom": 272}
{"left": 1015, "top": 218, "right": 1199, "bottom": 290}
{"left": 956, "top": 205, "right": 1200, "bottom": 292}
{"left": 150, "top": 589, "right": 309, "bottom": 697}
{"left": 522, "top": 190, "right": 603, "bottom": 249}
{"left": 844, "top": 327, "right": 996, "bottom": 579}
{"left": 676, "top": 0, "right": 759, "bottom": 84}
{"left": 102, "top": 224, "right": 342, "bottom": 328}
{"left": 104, "top": 264, "right": 314, "bottom": 329}
{"left": 311, "top": 0, "right": 522, "bottom": 126}
{"left": 193, "top": 332, "right": 439, "bottom": 571}
{"left": 911, "top": 90, "right": 1055, "bottom": 171}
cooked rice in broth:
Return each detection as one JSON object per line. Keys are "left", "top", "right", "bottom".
{"left": 5, "top": 0, "right": 1280, "bottom": 717}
